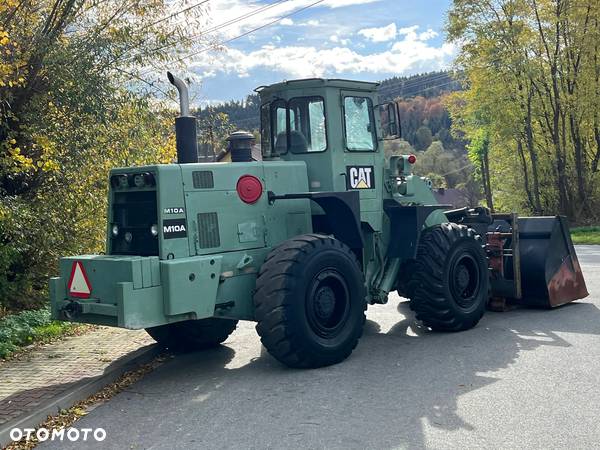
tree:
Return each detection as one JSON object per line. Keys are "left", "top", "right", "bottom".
{"left": 466, "top": 128, "right": 493, "bottom": 211}
{"left": 414, "top": 141, "right": 473, "bottom": 189}
{"left": 414, "top": 126, "right": 433, "bottom": 151}
{"left": 195, "top": 110, "right": 236, "bottom": 157}
{"left": 447, "top": 0, "right": 600, "bottom": 221}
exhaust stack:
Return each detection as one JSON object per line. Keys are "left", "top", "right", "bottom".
{"left": 167, "top": 71, "right": 198, "bottom": 164}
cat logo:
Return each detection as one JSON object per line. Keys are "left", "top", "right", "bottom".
{"left": 346, "top": 166, "right": 375, "bottom": 190}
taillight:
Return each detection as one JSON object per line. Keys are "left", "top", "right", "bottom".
{"left": 408, "top": 154, "right": 417, "bottom": 164}
{"left": 236, "top": 175, "right": 263, "bottom": 204}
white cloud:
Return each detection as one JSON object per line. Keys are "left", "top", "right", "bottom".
{"left": 358, "top": 24, "right": 440, "bottom": 45}
{"left": 330, "top": 34, "right": 350, "bottom": 45}
{"left": 358, "top": 23, "right": 397, "bottom": 42}
{"left": 189, "top": 27, "right": 456, "bottom": 79}
{"left": 280, "top": 18, "right": 294, "bottom": 26}
{"left": 419, "top": 29, "right": 438, "bottom": 40}
{"left": 201, "top": 69, "right": 217, "bottom": 78}
{"left": 398, "top": 25, "right": 419, "bottom": 35}
{"left": 304, "top": 19, "right": 321, "bottom": 27}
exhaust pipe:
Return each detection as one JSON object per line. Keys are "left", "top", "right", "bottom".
{"left": 167, "top": 71, "right": 198, "bottom": 164}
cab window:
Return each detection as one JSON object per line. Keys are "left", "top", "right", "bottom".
{"left": 344, "top": 96, "right": 376, "bottom": 151}
{"left": 272, "top": 99, "right": 288, "bottom": 155}
{"left": 288, "top": 97, "right": 327, "bottom": 153}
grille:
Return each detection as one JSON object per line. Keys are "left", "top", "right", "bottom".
{"left": 197, "top": 212, "right": 220, "bottom": 248}
{"left": 111, "top": 190, "right": 158, "bottom": 256}
{"left": 192, "top": 171, "right": 214, "bottom": 189}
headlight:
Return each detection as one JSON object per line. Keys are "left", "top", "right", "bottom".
{"left": 144, "top": 172, "right": 156, "bottom": 186}
{"left": 124, "top": 232, "right": 133, "bottom": 243}
{"left": 111, "top": 224, "right": 119, "bottom": 237}
{"left": 133, "top": 173, "right": 145, "bottom": 188}
{"left": 110, "top": 174, "right": 129, "bottom": 189}
{"left": 150, "top": 224, "right": 158, "bottom": 237}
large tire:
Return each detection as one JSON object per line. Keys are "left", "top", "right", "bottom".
{"left": 407, "top": 223, "right": 488, "bottom": 331}
{"left": 254, "top": 234, "right": 366, "bottom": 368}
{"left": 146, "top": 318, "right": 238, "bottom": 352}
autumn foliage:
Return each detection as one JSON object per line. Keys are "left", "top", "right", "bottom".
{"left": 0, "top": 0, "right": 211, "bottom": 312}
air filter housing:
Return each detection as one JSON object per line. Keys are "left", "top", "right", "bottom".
{"left": 227, "top": 131, "right": 255, "bottom": 162}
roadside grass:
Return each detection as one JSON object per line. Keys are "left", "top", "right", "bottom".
{"left": 571, "top": 226, "right": 600, "bottom": 245}
{"left": 0, "top": 307, "right": 86, "bottom": 359}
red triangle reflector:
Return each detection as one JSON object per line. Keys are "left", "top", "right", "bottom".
{"left": 68, "top": 261, "right": 92, "bottom": 299}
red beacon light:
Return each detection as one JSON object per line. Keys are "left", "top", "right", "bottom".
{"left": 407, "top": 154, "right": 417, "bottom": 165}
{"left": 236, "top": 175, "right": 263, "bottom": 204}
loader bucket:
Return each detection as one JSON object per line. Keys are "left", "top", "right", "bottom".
{"left": 518, "top": 216, "right": 588, "bottom": 308}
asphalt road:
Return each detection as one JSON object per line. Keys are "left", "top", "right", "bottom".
{"left": 43, "top": 246, "right": 600, "bottom": 450}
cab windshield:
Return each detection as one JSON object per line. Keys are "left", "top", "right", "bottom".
{"left": 261, "top": 96, "right": 327, "bottom": 157}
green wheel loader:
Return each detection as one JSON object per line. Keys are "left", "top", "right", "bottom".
{"left": 49, "top": 73, "right": 588, "bottom": 368}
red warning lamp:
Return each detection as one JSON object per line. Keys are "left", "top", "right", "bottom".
{"left": 407, "top": 154, "right": 417, "bottom": 164}
{"left": 236, "top": 175, "right": 263, "bottom": 204}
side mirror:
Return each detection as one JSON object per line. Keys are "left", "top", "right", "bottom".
{"left": 380, "top": 102, "right": 401, "bottom": 140}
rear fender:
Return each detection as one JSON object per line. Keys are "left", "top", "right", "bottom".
{"left": 268, "top": 191, "right": 363, "bottom": 249}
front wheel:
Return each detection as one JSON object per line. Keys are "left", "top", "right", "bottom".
{"left": 254, "top": 234, "right": 366, "bottom": 368}
{"left": 407, "top": 223, "right": 489, "bottom": 331}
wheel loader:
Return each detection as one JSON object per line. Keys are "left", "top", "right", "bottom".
{"left": 49, "top": 73, "right": 588, "bottom": 368}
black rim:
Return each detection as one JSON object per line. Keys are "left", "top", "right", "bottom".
{"left": 305, "top": 268, "right": 351, "bottom": 338}
{"left": 449, "top": 252, "right": 481, "bottom": 309}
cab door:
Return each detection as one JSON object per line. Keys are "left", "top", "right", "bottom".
{"left": 339, "top": 91, "right": 380, "bottom": 215}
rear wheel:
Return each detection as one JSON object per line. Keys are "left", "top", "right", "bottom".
{"left": 407, "top": 223, "right": 488, "bottom": 331}
{"left": 146, "top": 318, "right": 238, "bottom": 352}
{"left": 254, "top": 234, "right": 366, "bottom": 368}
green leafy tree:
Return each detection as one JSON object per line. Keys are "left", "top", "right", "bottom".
{"left": 414, "top": 126, "right": 433, "bottom": 151}
{"left": 414, "top": 141, "right": 472, "bottom": 189}
{"left": 466, "top": 128, "right": 493, "bottom": 211}
{"left": 447, "top": 0, "right": 600, "bottom": 221}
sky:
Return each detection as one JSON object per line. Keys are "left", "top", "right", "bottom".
{"left": 173, "top": 0, "right": 455, "bottom": 105}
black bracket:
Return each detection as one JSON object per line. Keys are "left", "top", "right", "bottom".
{"left": 268, "top": 191, "right": 363, "bottom": 249}
{"left": 383, "top": 199, "right": 451, "bottom": 260}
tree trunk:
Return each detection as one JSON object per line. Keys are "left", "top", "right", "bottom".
{"left": 481, "top": 149, "right": 494, "bottom": 212}
{"left": 525, "top": 88, "right": 542, "bottom": 214}
{"left": 517, "top": 139, "right": 535, "bottom": 212}
{"left": 569, "top": 113, "right": 587, "bottom": 214}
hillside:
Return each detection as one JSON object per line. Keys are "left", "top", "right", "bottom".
{"left": 196, "top": 95, "right": 261, "bottom": 132}
{"left": 378, "top": 71, "right": 462, "bottom": 102}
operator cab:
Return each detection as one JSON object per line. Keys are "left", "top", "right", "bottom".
{"left": 256, "top": 79, "right": 399, "bottom": 197}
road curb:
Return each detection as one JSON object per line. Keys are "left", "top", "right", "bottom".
{"left": 0, "top": 343, "right": 160, "bottom": 447}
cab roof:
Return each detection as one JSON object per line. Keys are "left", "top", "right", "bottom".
{"left": 255, "top": 78, "right": 380, "bottom": 95}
